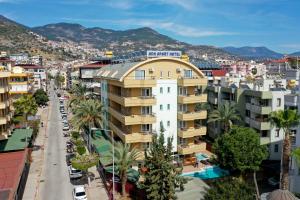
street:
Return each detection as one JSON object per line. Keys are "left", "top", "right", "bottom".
{"left": 39, "top": 86, "right": 73, "bottom": 200}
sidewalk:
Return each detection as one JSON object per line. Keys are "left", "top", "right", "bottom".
{"left": 86, "top": 166, "right": 109, "bottom": 200}
{"left": 23, "top": 105, "right": 50, "bottom": 200}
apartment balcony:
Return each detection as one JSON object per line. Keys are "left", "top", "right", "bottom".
{"left": 245, "top": 103, "right": 271, "bottom": 114}
{"left": 284, "top": 94, "right": 298, "bottom": 107}
{"left": 0, "top": 85, "right": 9, "bottom": 93}
{"left": 0, "top": 100, "right": 10, "bottom": 109}
{"left": 178, "top": 77, "right": 207, "bottom": 87}
{"left": 177, "top": 142, "right": 206, "bottom": 155}
{"left": 260, "top": 137, "right": 271, "bottom": 145}
{"left": 108, "top": 93, "right": 156, "bottom": 107}
{"left": 178, "top": 94, "right": 207, "bottom": 104}
{"left": 109, "top": 122, "right": 154, "bottom": 143}
{"left": 0, "top": 117, "right": 8, "bottom": 125}
{"left": 245, "top": 117, "right": 271, "bottom": 130}
{"left": 108, "top": 107, "right": 156, "bottom": 125}
{"left": 178, "top": 126, "right": 207, "bottom": 138}
{"left": 0, "top": 72, "right": 10, "bottom": 78}
{"left": 177, "top": 110, "right": 207, "bottom": 121}
{"left": 121, "top": 77, "right": 156, "bottom": 88}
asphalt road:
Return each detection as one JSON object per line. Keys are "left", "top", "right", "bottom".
{"left": 40, "top": 86, "right": 73, "bottom": 200}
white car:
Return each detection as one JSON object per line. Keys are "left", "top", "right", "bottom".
{"left": 68, "top": 166, "right": 83, "bottom": 179}
{"left": 63, "top": 124, "right": 70, "bottom": 131}
{"left": 73, "top": 185, "right": 87, "bottom": 200}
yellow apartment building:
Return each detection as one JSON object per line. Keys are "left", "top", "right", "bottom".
{"left": 0, "top": 70, "right": 12, "bottom": 140}
{"left": 97, "top": 57, "right": 208, "bottom": 161}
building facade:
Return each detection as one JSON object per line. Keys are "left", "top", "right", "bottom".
{"left": 97, "top": 57, "right": 208, "bottom": 161}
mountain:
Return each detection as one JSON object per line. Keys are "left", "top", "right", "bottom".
{"left": 222, "top": 46, "right": 283, "bottom": 59}
{"left": 0, "top": 15, "right": 77, "bottom": 60}
{"left": 289, "top": 51, "right": 300, "bottom": 56}
{"left": 32, "top": 23, "right": 232, "bottom": 58}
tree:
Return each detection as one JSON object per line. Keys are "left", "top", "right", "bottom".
{"left": 140, "top": 133, "right": 187, "bottom": 200}
{"left": 13, "top": 95, "right": 38, "bottom": 125}
{"left": 292, "top": 147, "right": 300, "bottom": 166}
{"left": 208, "top": 101, "right": 241, "bottom": 133}
{"left": 69, "top": 82, "right": 89, "bottom": 110}
{"left": 54, "top": 73, "right": 65, "bottom": 88}
{"left": 269, "top": 109, "right": 300, "bottom": 190}
{"left": 71, "top": 99, "right": 103, "bottom": 132}
{"left": 110, "top": 142, "right": 139, "bottom": 198}
{"left": 33, "top": 89, "right": 49, "bottom": 106}
{"left": 212, "top": 126, "right": 268, "bottom": 199}
{"left": 204, "top": 178, "right": 255, "bottom": 200}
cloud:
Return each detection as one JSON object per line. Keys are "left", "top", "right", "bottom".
{"left": 280, "top": 44, "right": 300, "bottom": 50}
{"left": 105, "top": 0, "right": 134, "bottom": 10}
{"left": 151, "top": 0, "right": 198, "bottom": 11}
{"left": 62, "top": 17, "right": 236, "bottom": 37}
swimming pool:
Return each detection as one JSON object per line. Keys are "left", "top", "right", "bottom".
{"left": 196, "top": 153, "right": 209, "bottom": 161}
{"left": 182, "top": 166, "right": 229, "bottom": 179}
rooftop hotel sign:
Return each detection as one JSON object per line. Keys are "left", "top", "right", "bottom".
{"left": 147, "top": 50, "right": 182, "bottom": 58}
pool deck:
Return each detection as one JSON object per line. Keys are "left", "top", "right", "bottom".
{"left": 182, "top": 150, "right": 214, "bottom": 173}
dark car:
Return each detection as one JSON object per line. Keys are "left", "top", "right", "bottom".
{"left": 57, "top": 93, "right": 61, "bottom": 97}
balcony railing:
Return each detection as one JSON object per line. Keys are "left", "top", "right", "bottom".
{"left": 177, "top": 142, "right": 206, "bottom": 155}
{"left": 177, "top": 110, "right": 207, "bottom": 121}
{"left": 178, "top": 94, "right": 207, "bottom": 104}
{"left": 178, "top": 126, "right": 206, "bottom": 138}
{"left": 108, "top": 93, "right": 156, "bottom": 106}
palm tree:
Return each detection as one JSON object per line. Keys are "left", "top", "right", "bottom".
{"left": 269, "top": 109, "right": 300, "bottom": 190}
{"left": 207, "top": 101, "right": 241, "bottom": 133}
{"left": 111, "top": 142, "right": 139, "bottom": 198}
{"left": 13, "top": 95, "right": 38, "bottom": 126}
{"left": 69, "top": 82, "right": 89, "bottom": 110}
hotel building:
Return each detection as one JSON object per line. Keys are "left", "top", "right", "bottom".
{"left": 97, "top": 57, "right": 208, "bottom": 160}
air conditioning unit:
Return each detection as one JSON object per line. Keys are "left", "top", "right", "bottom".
{"left": 149, "top": 68, "right": 154, "bottom": 73}
{"left": 176, "top": 68, "right": 182, "bottom": 73}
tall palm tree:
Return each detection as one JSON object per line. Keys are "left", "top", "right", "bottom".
{"left": 13, "top": 95, "right": 38, "bottom": 126}
{"left": 69, "top": 82, "right": 89, "bottom": 110}
{"left": 71, "top": 99, "right": 103, "bottom": 131}
{"left": 111, "top": 142, "right": 139, "bottom": 198}
{"left": 207, "top": 101, "right": 241, "bottom": 133}
{"left": 269, "top": 109, "right": 300, "bottom": 190}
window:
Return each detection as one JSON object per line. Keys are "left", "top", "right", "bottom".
{"left": 179, "top": 121, "right": 186, "bottom": 128}
{"left": 167, "top": 87, "right": 170, "bottom": 93}
{"left": 276, "top": 98, "right": 281, "bottom": 107}
{"left": 245, "top": 110, "right": 250, "bottom": 117}
{"left": 167, "top": 121, "right": 170, "bottom": 127}
{"left": 141, "top": 106, "right": 152, "bottom": 115}
{"left": 274, "top": 144, "right": 279, "bottom": 153}
{"left": 160, "top": 71, "right": 163, "bottom": 78}
{"left": 160, "top": 87, "right": 163, "bottom": 94}
{"left": 178, "top": 87, "right": 187, "bottom": 96}
{"left": 178, "top": 104, "right": 187, "bottom": 112}
{"left": 168, "top": 71, "right": 171, "bottom": 78}
{"left": 135, "top": 70, "right": 145, "bottom": 80}
{"left": 142, "top": 88, "right": 151, "bottom": 97}
{"left": 160, "top": 104, "right": 163, "bottom": 111}
{"left": 167, "top": 104, "right": 170, "bottom": 110}
{"left": 141, "top": 124, "right": 151, "bottom": 132}
{"left": 275, "top": 129, "right": 280, "bottom": 137}
{"left": 184, "top": 70, "right": 192, "bottom": 78}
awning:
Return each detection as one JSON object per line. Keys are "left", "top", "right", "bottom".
{"left": 104, "top": 165, "right": 140, "bottom": 183}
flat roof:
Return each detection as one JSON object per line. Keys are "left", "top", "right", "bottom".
{"left": 15, "top": 64, "right": 44, "bottom": 69}
{"left": 0, "top": 129, "right": 33, "bottom": 152}
{"left": 0, "top": 149, "right": 27, "bottom": 199}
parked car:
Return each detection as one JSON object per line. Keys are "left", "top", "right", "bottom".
{"left": 63, "top": 123, "right": 70, "bottom": 131}
{"left": 268, "top": 176, "right": 280, "bottom": 186}
{"left": 66, "top": 153, "right": 75, "bottom": 166}
{"left": 57, "top": 93, "right": 61, "bottom": 97}
{"left": 62, "top": 119, "right": 68, "bottom": 124}
{"left": 62, "top": 113, "right": 68, "bottom": 119}
{"left": 72, "top": 185, "right": 87, "bottom": 200}
{"left": 68, "top": 166, "right": 83, "bottom": 179}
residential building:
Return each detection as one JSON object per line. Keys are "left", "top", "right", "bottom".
{"left": 0, "top": 69, "right": 12, "bottom": 140}
{"left": 9, "top": 53, "right": 29, "bottom": 64}
{"left": 97, "top": 57, "right": 208, "bottom": 162}
{"left": 9, "top": 66, "right": 34, "bottom": 100}
{"left": 207, "top": 76, "right": 289, "bottom": 160}
{"left": 15, "top": 64, "right": 47, "bottom": 91}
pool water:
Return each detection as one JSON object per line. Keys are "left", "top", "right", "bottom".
{"left": 196, "top": 153, "right": 209, "bottom": 161}
{"left": 182, "top": 166, "right": 229, "bottom": 179}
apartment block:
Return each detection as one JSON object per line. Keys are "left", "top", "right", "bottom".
{"left": 97, "top": 57, "right": 208, "bottom": 161}
{"left": 207, "top": 76, "right": 289, "bottom": 160}
{"left": 0, "top": 71, "right": 12, "bottom": 140}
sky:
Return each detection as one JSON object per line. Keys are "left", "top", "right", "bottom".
{"left": 0, "top": 0, "right": 300, "bottom": 54}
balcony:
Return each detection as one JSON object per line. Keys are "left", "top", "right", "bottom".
{"left": 0, "top": 100, "right": 9, "bottom": 109}
{"left": 0, "top": 86, "right": 9, "bottom": 93}
{"left": 260, "top": 137, "right": 271, "bottom": 145}
{"left": 122, "top": 77, "right": 156, "bottom": 88}
{"left": 177, "top": 110, "right": 207, "bottom": 121}
{"left": 108, "top": 107, "right": 156, "bottom": 125}
{"left": 109, "top": 122, "right": 154, "bottom": 143}
{"left": 245, "top": 103, "right": 271, "bottom": 114}
{"left": 0, "top": 72, "right": 10, "bottom": 78}
{"left": 245, "top": 117, "right": 271, "bottom": 130}
{"left": 178, "top": 126, "right": 207, "bottom": 138}
{"left": 178, "top": 94, "right": 207, "bottom": 104}
{"left": 284, "top": 94, "right": 298, "bottom": 107}
{"left": 108, "top": 93, "right": 156, "bottom": 107}
{"left": 177, "top": 142, "right": 206, "bottom": 155}
{"left": 178, "top": 77, "right": 207, "bottom": 86}
{"left": 0, "top": 117, "right": 8, "bottom": 125}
